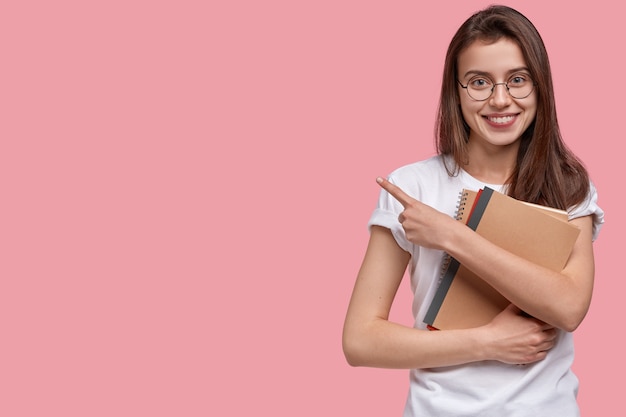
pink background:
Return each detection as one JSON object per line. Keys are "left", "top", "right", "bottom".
{"left": 2, "top": 1, "right": 621, "bottom": 415}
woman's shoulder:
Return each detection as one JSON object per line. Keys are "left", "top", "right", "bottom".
{"left": 569, "top": 180, "right": 605, "bottom": 241}
{"left": 385, "top": 155, "right": 459, "bottom": 203}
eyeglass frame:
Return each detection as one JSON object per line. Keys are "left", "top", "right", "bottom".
{"left": 457, "top": 75, "right": 536, "bottom": 101}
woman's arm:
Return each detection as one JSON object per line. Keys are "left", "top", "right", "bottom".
{"left": 376, "top": 177, "right": 595, "bottom": 332}
{"left": 447, "top": 215, "right": 594, "bottom": 331}
{"left": 342, "top": 226, "right": 558, "bottom": 369}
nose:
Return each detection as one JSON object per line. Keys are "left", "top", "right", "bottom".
{"left": 489, "top": 83, "right": 511, "bottom": 107}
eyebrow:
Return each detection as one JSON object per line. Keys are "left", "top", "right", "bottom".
{"left": 461, "top": 67, "right": 531, "bottom": 79}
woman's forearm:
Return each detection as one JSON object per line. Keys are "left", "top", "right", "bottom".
{"left": 444, "top": 216, "right": 595, "bottom": 331}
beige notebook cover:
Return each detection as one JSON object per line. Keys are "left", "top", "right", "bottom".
{"left": 424, "top": 187, "right": 580, "bottom": 330}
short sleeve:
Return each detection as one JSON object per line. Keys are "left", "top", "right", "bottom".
{"left": 569, "top": 181, "right": 604, "bottom": 241}
{"left": 367, "top": 176, "right": 413, "bottom": 253}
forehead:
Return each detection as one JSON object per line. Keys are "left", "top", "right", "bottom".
{"left": 457, "top": 38, "right": 527, "bottom": 77}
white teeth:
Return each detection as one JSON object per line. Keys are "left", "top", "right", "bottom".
{"left": 487, "top": 116, "right": 514, "bottom": 124}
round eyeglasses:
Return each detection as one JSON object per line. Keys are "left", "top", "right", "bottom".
{"left": 458, "top": 73, "right": 536, "bottom": 101}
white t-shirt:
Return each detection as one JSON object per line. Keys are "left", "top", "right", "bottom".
{"left": 368, "top": 155, "right": 604, "bottom": 417}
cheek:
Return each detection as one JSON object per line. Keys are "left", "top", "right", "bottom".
{"left": 459, "top": 99, "right": 480, "bottom": 124}
{"left": 524, "top": 99, "right": 538, "bottom": 124}
{"left": 525, "top": 95, "right": 538, "bottom": 117}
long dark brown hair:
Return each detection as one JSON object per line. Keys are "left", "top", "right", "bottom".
{"left": 435, "top": 5, "right": 589, "bottom": 210}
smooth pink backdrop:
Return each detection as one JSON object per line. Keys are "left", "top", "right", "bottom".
{"left": 2, "top": 1, "right": 620, "bottom": 416}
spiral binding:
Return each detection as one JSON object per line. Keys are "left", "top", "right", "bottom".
{"left": 455, "top": 189, "right": 470, "bottom": 221}
{"left": 437, "top": 190, "right": 470, "bottom": 285}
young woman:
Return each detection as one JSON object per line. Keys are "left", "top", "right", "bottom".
{"left": 342, "top": 5, "right": 604, "bottom": 416}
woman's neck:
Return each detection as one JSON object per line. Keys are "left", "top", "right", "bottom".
{"left": 463, "top": 141, "right": 519, "bottom": 185}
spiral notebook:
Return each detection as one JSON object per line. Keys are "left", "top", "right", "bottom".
{"left": 423, "top": 187, "right": 580, "bottom": 330}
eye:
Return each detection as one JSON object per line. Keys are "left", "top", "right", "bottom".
{"left": 508, "top": 74, "right": 531, "bottom": 86}
{"left": 468, "top": 76, "right": 492, "bottom": 90}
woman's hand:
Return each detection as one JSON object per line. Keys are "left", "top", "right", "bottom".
{"left": 376, "top": 177, "right": 461, "bottom": 250}
{"left": 480, "top": 304, "right": 558, "bottom": 365}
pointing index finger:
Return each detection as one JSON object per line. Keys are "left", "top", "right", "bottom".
{"left": 376, "top": 177, "right": 415, "bottom": 208}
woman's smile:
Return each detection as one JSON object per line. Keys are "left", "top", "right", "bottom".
{"left": 483, "top": 113, "right": 518, "bottom": 127}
